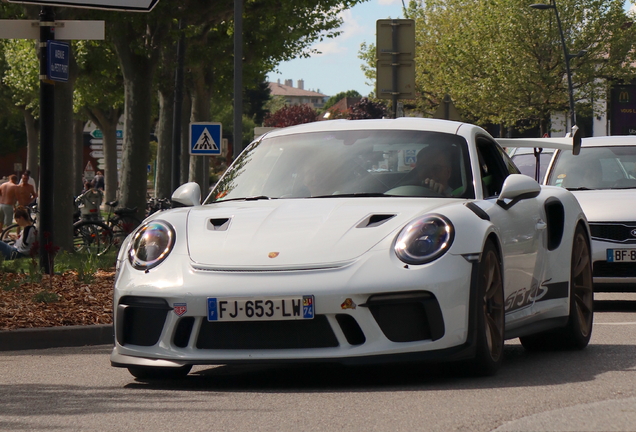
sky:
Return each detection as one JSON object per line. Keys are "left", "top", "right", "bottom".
{"left": 266, "top": 0, "right": 406, "bottom": 98}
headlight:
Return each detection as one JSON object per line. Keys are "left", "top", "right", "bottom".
{"left": 394, "top": 215, "right": 454, "bottom": 265}
{"left": 128, "top": 221, "right": 175, "bottom": 270}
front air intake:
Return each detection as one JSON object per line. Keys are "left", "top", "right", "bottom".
{"left": 362, "top": 291, "right": 445, "bottom": 342}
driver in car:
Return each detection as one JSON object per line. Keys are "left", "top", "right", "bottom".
{"left": 415, "top": 144, "right": 453, "bottom": 196}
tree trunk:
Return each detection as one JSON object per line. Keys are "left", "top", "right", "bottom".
{"left": 87, "top": 108, "right": 121, "bottom": 205}
{"left": 73, "top": 118, "right": 85, "bottom": 195}
{"left": 180, "top": 91, "right": 192, "bottom": 186}
{"left": 189, "top": 66, "right": 211, "bottom": 196}
{"left": 53, "top": 74, "right": 76, "bottom": 252}
{"left": 155, "top": 88, "right": 174, "bottom": 199}
{"left": 112, "top": 39, "right": 158, "bottom": 222}
{"left": 23, "top": 110, "right": 39, "bottom": 188}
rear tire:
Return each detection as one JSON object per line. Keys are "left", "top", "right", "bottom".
{"left": 520, "top": 225, "right": 593, "bottom": 351}
{"left": 110, "top": 215, "right": 141, "bottom": 247}
{"left": 73, "top": 221, "right": 113, "bottom": 256}
{"left": 469, "top": 240, "right": 505, "bottom": 376}
{"left": 1, "top": 223, "right": 20, "bottom": 246}
{"left": 128, "top": 365, "right": 192, "bottom": 380}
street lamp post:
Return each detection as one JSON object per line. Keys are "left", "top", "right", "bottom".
{"left": 530, "top": 0, "right": 585, "bottom": 128}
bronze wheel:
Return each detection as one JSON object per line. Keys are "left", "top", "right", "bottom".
{"left": 471, "top": 240, "right": 505, "bottom": 375}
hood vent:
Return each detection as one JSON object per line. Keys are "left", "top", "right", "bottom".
{"left": 356, "top": 214, "right": 396, "bottom": 228}
{"left": 208, "top": 218, "right": 231, "bottom": 231}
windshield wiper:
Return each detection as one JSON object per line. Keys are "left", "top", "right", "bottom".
{"left": 311, "top": 193, "right": 388, "bottom": 198}
{"left": 215, "top": 195, "right": 274, "bottom": 203}
{"left": 566, "top": 187, "right": 596, "bottom": 191}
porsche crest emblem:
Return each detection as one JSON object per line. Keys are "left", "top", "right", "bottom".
{"left": 268, "top": 252, "right": 280, "bottom": 258}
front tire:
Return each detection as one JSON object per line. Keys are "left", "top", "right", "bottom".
{"left": 520, "top": 225, "right": 593, "bottom": 351}
{"left": 470, "top": 240, "right": 505, "bottom": 376}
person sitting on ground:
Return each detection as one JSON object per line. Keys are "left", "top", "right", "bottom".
{"left": 0, "top": 174, "right": 18, "bottom": 232}
{"left": 0, "top": 206, "right": 37, "bottom": 260}
{"left": 413, "top": 144, "right": 454, "bottom": 196}
{"left": 76, "top": 181, "right": 104, "bottom": 220}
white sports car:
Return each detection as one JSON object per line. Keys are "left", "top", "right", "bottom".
{"left": 111, "top": 118, "right": 593, "bottom": 379}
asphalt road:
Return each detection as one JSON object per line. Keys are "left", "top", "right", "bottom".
{"left": 0, "top": 293, "right": 635, "bottom": 431}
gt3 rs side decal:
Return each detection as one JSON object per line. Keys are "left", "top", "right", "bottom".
{"left": 505, "top": 279, "right": 569, "bottom": 313}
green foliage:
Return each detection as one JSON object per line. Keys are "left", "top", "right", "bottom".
{"left": 1, "top": 39, "right": 39, "bottom": 115}
{"left": 33, "top": 290, "right": 60, "bottom": 304}
{"left": 410, "top": 0, "right": 636, "bottom": 129}
{"left": 324, "top": 90, "right": 363, "bottom": 110}
{"left": 263, "top": 105, "right": 318, "bottom": 127}
{"left": 347, "top": 98, "right": 388, "bottom": 120}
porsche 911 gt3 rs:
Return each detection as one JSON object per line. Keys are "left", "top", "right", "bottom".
{"left": 111, "top": 118, "right": 593, "bottom": 379}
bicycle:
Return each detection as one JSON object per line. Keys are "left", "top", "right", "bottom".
{"left": 146, "top": 196, "right": 172, "bottom": 217}
{"left": 1, "top": 202, "right": 38, "bottom": 246}
{"left": 103, "top": 200, "right": 141, "bottom": 247}
{"left": 73, "top": 193, "right": 112, "bottom": 256}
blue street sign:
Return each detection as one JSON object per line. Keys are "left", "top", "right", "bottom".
{"left": 47, "top": 41, "right": 70, "bottom": 82}
{"left": 190, "top": 122, "right": 222, "bottom": 155}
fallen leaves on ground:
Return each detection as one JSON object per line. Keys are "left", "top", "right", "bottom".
{"left": 0, "top": 270, "right": 114, "bottom": 330}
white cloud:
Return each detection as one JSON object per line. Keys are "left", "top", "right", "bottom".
{"left": 337, "top": 9, "right": 365, "bottom": 41}
{"left": 378, "top": 0, "right": 402, "bottom": 5}
{"left": 313, "top": 41, "right": 347, "bottom": 56}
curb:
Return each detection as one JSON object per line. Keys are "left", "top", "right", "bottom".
{"left": 0, "top": 324, "right": 113, "bottom": 351}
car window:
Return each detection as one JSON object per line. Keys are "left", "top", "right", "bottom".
{"left": 547, "top": 146, "right": 636, "bottom": 190}
{"left": 206, "top": 130, "right": 476, "bottom": 202}
{"left": 476, "top": 137, "right": 514, "bottom": 198}
{"left": 511, "top": 152, "right": 553, "bottom": 181}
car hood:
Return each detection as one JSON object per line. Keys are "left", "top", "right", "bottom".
{"left": 186, "top": 198, "right": 452, "bottom": 269}
{"left": 571, "top": 190, "right": 636, "bottom": 222}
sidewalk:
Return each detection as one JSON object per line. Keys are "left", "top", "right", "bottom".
{"left": 0, "top": 324, "right": 112, "bottom": 351}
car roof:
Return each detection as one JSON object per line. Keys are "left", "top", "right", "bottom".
{"left": 260, "top": 118, "right": 472, "bottom": 139}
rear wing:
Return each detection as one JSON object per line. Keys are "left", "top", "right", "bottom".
{"left": 495, "top": 125, "right": 581, "bottom": 155}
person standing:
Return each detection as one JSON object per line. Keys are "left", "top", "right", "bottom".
{"left": 0, "top": 206, "right": 37, "bottom": 260}
{"left": 14, "top": 173, "right": 37, "bottom": 206}
{"left": 18, "top": 170, "right": 37, "bottom": 194}
{"left": 0, "top": 174, "right": 18, "bottom": 232}
{"left": 92, "top": 170, "right": 105, "bottom": 191}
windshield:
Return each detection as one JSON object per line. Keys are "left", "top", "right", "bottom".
{"left": 547, "top": 146, "right": 636, "bottom": 190}
{"left": 206, "top": 129, "right": 474, "bottom": 203}
{"left": 511, "top": 152, "right": 553, "bottom": 182}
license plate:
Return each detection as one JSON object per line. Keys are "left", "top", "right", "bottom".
{"left": 207, "top": 296, "right": 315, "bottom": 321}
{"left": 607, "top": 249, "right": 636, "bottom": 262}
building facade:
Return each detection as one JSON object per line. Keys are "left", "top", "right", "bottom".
{"left": 268, "top": 79, "right": 327, "bottom": 109}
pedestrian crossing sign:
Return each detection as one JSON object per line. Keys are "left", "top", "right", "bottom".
{"left": 190, "top": 122, "right": 222, "bottom": 155}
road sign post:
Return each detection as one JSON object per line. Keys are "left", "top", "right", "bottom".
{"left": 376, "top": 19, "right": 416, "bottom": 118}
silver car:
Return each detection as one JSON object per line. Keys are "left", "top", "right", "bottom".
{"left": 544, "top": 136, "right": 636, "bottom": 292}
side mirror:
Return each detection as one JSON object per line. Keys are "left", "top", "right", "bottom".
{"left": 171, "top": 182, "right": 201, "bottom": 207}
{"left": 497, "top": 174, "right": 540, "bottom": 207}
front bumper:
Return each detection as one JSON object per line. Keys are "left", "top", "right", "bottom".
{"left": 591, "top": 238, "right": 636, "bottom": 292}
{"left": 111, "top": 249, "right": 481, "bottom": 368}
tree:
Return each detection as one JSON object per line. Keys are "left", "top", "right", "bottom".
{"left": 324, "top": 90, "right": 362, "bottom": 110}
{"left": 263, "top": 105, "right": 318, "bottom": 127}
{"left": 347, "top": 98, "right": 388, "bottom": 119}
{"left": 413, "top": 0, "right": 636, "bottom": 134}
